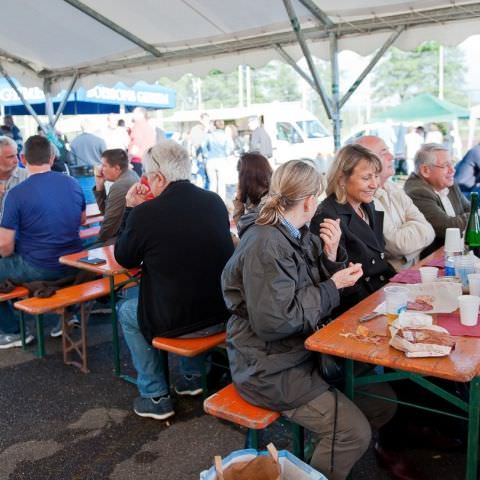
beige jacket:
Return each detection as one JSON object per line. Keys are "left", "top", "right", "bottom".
{"left": 374, "top": 181, "right": 435, "bottom": 271}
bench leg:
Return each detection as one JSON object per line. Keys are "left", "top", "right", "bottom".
{"left": 109, "top": 276, "right": 121, "bottom": 376}
{"left": 35, "top": 314, "right": 45, "bottom": 357}
{"left": 159, "top": 350, "right": 170, "bottom": 393}
{"left": 19, "top": 311, "right": 26, "bottom": 350}
{"left": 290, "top": 423, "right": 305, "bottom": 461}
{"left": 245, "top": 429, "right": 259, "bottom": 449}
{"left": 62, "top": 306, "right": 90, "bottom": 373}
{"left": 199, "top": 357, "right": 209, "bottom": 399}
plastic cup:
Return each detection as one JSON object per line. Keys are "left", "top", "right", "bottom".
{"left": 468, "top": 273, "right": 480, "bottom": 296}
{"left": 384, "top": 286, "right": 409, "bottom": 324}
{"left": 419, "top": 267, "right": 438, "bottom": 283}
{"left": 455, "top": 255, "right": 476, "bottom": 290}
{"left": 444, "top": 228, "right": 462, "bottom": 253}
{"left": 458, "top": 295, "right": 480, "bottom": 326}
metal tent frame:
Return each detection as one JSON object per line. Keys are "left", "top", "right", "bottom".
{"left": 1, "top": 1, "right": 480, "bottom": 144}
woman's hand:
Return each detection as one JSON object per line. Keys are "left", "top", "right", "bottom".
{"left": 319, "top": 218, "right": 341, "bottom": 261}
{"left": 331, "top": 262, "right": 363, "bottom": 289}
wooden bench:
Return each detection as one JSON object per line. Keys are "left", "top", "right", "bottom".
{"left": 204, "top": 383, "right": 305, "bottom": 460}
{"left": 79, "top": 226, "right": 100, "bottom": 240}
{"left": 0, "top": 286, "right": 29, "bottom": 302}
{"left": 14, "top": 273, "right": 137, "bottom": 371}
{"left": 151, "top": 331, "right": 226, "bottom": 398}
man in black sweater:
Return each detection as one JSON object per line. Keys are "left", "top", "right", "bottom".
{"left": 115, "top": 140, "right": 234, "bottom": 420}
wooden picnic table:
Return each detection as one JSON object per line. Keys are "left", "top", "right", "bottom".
{"left": 85, "top": 203, "right": 101, "bottom": 218}
{"left": 59, "top": 244, "right": 140, "bottom": 377}
{"left": 305, "top": 247, "right": 480, "bottom": 480}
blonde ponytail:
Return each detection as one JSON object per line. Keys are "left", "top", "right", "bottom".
{"left": 256, "top": 159, "right": 323, "bottom": 226}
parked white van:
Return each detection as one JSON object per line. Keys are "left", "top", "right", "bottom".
{"left": 165, "top": 102, "right": 334, "bottom": 173}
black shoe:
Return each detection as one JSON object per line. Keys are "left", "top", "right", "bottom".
{"left": 133, "top": 396, "right": 174, "bottom": 420}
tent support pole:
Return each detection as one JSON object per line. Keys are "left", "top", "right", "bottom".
{"left": 274, "top": 44, "right": 316, "bottom": 91}
{"left": 43, "top": 79, "right": 56, "bottom": 127}
{"left": 297, "top": 0, "right": 333, "bottom": 28}
{"left": 330, "top": 32, "right": 341, "bottom": 150}
{"left": 340, "top": 27, "right": 404, "bottom": 109}
{"left": 0, "top": 63, "right": 48, "bottom": 135}
{"left": 62, "top": 0, "right": 162, "bottom": 57}
{"left": 282, "top": 0, "right": 332, "bottom": 119}
{"left": 53, "top": 73, "right": 78, "bottom": 127}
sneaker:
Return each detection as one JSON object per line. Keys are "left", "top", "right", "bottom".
{"left": 133, "top": 396, "right": 175, "bottom": 420}
{"left": 0, "top": 332, "right": 34, "bottom": 349}
{"left": 50, "top": 315, "right": 81, "bottom": 338}
{"left": 90, "top": 305, "right": 112, "bottom": 315}
{"left": 174, "top": 374, "right": 203, "bottom": 396}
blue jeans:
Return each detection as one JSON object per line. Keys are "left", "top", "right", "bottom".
{"left": 0, "top": 255, "right": 73, "bottom": 334}
{"left": 118, "top": 297, "right": 206, "bottom": 398}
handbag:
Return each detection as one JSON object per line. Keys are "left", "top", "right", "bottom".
{"left": 319, "top": 353, "right": 345, "bottom": 386}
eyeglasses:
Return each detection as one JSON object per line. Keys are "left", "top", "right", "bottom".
{"left": 430, "top": 163, "right": 454, "bottom": 170}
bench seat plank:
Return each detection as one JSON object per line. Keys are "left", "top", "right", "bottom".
{"left": 204, "top": 383, "right": 280, "bottom": 429}
{"left": 152, "top": 332, "right": 226, "bottom": 357}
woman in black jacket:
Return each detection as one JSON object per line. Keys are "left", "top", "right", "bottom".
{"left": 311, "top": 144, "right": 395, "bottom": 315}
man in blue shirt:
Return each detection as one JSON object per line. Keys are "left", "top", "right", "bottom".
{"left": 454, "top": 144, "right": 480, "bottom": 198}
{"left": 0, "top": 135, "right": 86, "bottom": 348}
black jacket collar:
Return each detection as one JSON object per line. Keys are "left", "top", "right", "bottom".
{"left": 324, "top": 196, "right": 384, "bottom": 253}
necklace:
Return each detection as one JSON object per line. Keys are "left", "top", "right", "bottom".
{"left": 357, "top": 206, "right": 368, "bottom": 222}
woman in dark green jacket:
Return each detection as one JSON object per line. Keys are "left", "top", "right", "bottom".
{"left": 222, "top": 159, "right": 396, "bottom": 480}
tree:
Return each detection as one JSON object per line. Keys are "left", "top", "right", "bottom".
{"left": 371, "top": 41, "right": 467, "bottom": 106}
{"left": 251, "top": 62, "right": 301, "bottom": 103}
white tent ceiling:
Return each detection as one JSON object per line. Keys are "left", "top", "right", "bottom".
{"left": 1, "top": 0, "right": 480, "bottom": 93}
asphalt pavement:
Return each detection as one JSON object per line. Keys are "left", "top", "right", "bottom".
{"left": 0, "top": 312, "right": 467, "bottom": 479}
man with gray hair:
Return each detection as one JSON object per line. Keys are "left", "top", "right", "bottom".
{"left": 404, "top": 143, "right": 470, "bottom": 255}
{"left": 115, "top": 140, "right": 234, "bottom": 420}
{"left": 0, "top": 136, "right": 28, "bottom": 219}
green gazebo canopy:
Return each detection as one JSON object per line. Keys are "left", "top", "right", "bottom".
{"left": 374, "top": 93, "right": 469, "bottom": 123}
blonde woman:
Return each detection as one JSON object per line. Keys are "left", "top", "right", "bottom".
{"left": 311, "top": 144, "right": 396, "bottom": 315}
{"left": 222, "top": 159, "right": 395, "bottom": 480}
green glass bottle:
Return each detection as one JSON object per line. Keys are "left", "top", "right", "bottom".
{"left": 465, "top": 192, "right": 480, "bottom": 255}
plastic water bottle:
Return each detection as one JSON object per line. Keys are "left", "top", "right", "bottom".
{"left": 444, "top": 251, "right": 459, "bottom": 276}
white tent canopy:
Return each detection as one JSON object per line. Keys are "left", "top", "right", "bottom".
{"left": 2, "top": 0, "right": 480, "bottom": 93}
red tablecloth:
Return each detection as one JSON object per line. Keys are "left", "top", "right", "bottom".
{"left": 436, "top": 313, "right": 480, "bottom": 337}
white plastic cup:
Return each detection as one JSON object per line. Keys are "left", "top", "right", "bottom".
{"left": 419, "top": 267, "right": 438, "bottom": 283}
{"left": 455, "top": 255, "right": 476, "bottom": 289}
{"left": 458, "top": 295, "right": 480, "bottom": 326}
{"left": 468, "top": 273, "right": 480, "bottom": 296}
{"left": 444, "top": 228, "right": 462, "bottom": 253}
{"left": 384, "top": 286, "right": 409, "bottom": 324}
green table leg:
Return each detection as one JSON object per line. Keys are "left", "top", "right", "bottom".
{"left": 109, "top": 276, "right": 121, "bottom": 376}
{"left": 35, "top": 314, "right": 45, "bottom": 357}
{"left": 245, "top": 429, "right": 259, "bottom": 449}
{"left": 466, "top": 377, "right": 480, "bottom": 480}
{"left": 290, "top": 422, "right": 305, "bottom": 460}
{"left": 344, "top": 359, "right": 354, "bottom": 399}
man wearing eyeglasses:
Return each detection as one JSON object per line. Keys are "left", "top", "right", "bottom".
{"left": 404, "top": 143, "right": 470, "bottom": 256}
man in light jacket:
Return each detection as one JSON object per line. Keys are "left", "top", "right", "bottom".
{"left": 356, "top": 136, "right": 435, "bottom": 271}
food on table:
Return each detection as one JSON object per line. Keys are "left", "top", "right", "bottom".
{"left": 407, "top": 295, "right": 434, "bottom": 311}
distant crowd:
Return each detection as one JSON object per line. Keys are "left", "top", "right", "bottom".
{"left": 0, "top": 111, "right": 478, "bottom": 479}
